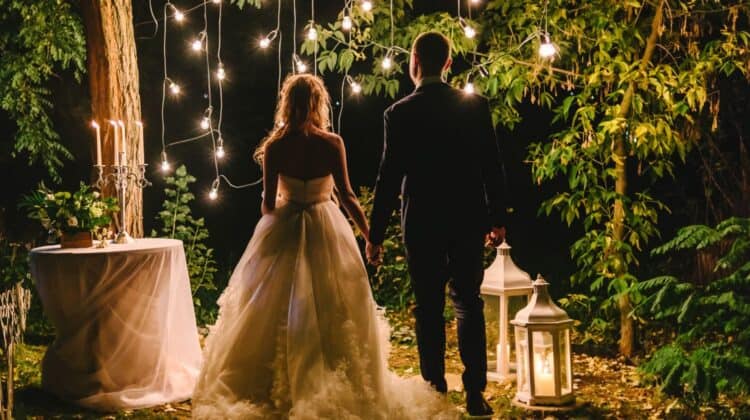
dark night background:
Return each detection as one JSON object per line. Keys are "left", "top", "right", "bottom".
{"left": 7, "top": 0, "right": 721, "bottom": 293}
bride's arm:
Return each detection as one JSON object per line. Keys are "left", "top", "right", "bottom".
{"left": 332, "top": 136, "right": 370, "bottom": 241}
{"left": 261, "top": 145, "right": 279, "bottom": 215}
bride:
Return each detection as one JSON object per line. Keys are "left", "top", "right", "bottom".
{"left": 192, "top": 74, "right": 457, "bottom": 419}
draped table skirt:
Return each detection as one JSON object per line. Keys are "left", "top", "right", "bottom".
{"left": 30, "top": 238, "right": 202, "bottom": 411}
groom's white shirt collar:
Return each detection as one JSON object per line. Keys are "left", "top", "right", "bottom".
{"left": 416, "top": 75, "right": 445, "bottom": 88}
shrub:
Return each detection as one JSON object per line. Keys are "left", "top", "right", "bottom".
{"left": 637, "top": 217, "right": 750, "bottom": 404}
{"left": 152, "top": 165, "right": 219, "bottom": 325}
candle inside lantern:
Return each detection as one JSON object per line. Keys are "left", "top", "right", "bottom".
{"left": 533, "top": 350, "right": 555, "bottom": 395}
{"left": 109, "top": 120, "right": 119, "bottom": 166}
{"left": 91, "top": 121, "right": 102, "bottom": 166}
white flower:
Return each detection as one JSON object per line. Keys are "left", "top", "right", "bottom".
{"left": 90, "top": 203, "right": 104, "bottom": 218}
{"left": 67, "top": 216, "right": 79, "bottom": 227}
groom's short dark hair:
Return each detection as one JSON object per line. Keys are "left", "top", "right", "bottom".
{"left": 412, "top": 32, "right": 451, "bottom": 76}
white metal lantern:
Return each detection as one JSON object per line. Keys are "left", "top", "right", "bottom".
{"left": 481, "top": 241, "right": 533, "bottom": 381}
{"left": 511, "top": 275, "right": 575, "bottom": 407}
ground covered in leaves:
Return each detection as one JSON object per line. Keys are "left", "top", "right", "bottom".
{"left": 10, "top": 314, "right": 750, "bottom": 419}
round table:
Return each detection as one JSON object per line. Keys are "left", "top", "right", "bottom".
{"left": 30, "top": 238, "right": 203, "bottom": 411}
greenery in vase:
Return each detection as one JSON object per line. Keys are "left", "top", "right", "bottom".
{"left": 152, "top": 165, "right": 219, "bottom": 325}
{"left": 20, "top": 183, "right": 118, "bottom": 237}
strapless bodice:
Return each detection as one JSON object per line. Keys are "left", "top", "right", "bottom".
{"left": 277, "top": 174, "right": 334, "bottom": 205}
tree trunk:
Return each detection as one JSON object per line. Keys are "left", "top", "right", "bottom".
{"left": 612, "top": 0, "right": 664, "bottom": 358}
{"left": 81, "top": 0, "right": 144, "bottom": 238}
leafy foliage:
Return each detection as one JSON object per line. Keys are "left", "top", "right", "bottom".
{"left": 637, "top": 217, "right": 750, "bottom": 403}
{"left": 19, "top": 183, "right": 118, "bottom": 236}
{"left": 0, "top": 0, "right": 86, "bottom": 181}
{"left": 358, "top": 187, "right": 413, "bottom": 310}
{"left": 313, "top": 0, "right": 750, "bottom": 353}
{"left": 152, "top": 165, "right": 219, "bottom": 325}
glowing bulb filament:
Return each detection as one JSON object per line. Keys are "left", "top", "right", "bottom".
{"left": 463, "top": 82, "right": 475, "bottom": 94}
{"left": 362, "top": 0, "right": 373, "bottom": 12}
{"left": 342, "top": 16, "right": 353, "bottom": 31}
{"left": 191, "top": 39, "right": 203, "bottom": 51}
{"left": 168, "top": 82, "right": 180, "bottom": 95}
{"left": 259, "top": 37, "right": 271, "bottom": 48}
{"left": 539, "top": 34, "right": 557, "bottom": 58}
{"left": 173, "top": 8, "right": 184, "bottom": 22}
{"left": 216, "top": 64, "right": 226, "bottom": 80}
{"left": 209, "top": 188, "right": 218, "bottom": 200}
{"left": 307, "top": 27, "right": 318, "bottom": 41}
{"left": 351, "top": 81, "right": 362, "bottom": 94}
{"left": 201, "top": 117, "right": 210, "bottom": 130}
{"left": 381, "top": 56, "right": 392, "bottom": 70}
{"left": 296, "top": 59, "right": 308, "bottom": 73}
{"left": 464, "top": 25, "right": 476, "bottom": 39}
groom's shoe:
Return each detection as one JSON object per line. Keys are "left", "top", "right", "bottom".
{"left": 466, "top": 392, "right": 494, "bottom": 417}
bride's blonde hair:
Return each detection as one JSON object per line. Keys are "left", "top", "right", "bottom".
{"left": 254, "top": 74, "right": 332, "bottom": 163}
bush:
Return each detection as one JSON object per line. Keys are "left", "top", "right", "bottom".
{"left": 357, "top": 187, "right": 413, "bottom": 310}
{"left": 152, "top": 165, "right": 219, "bottom": 325}
{"left": 637, "top": 217, "right": 750, "bottom": 404}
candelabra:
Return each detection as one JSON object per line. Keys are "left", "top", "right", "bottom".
{"left": 94, "top": 152, "right": 151, "bottom": 244}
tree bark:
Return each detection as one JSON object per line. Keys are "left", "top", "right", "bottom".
{"left": 80, "top": 0, "right": 144, "bottom": 237}
{"left": 613, "top": 0, "right": 664, "bottom": 358}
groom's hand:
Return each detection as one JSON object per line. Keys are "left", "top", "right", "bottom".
{"left": 485, "top": 226, "right": 506, "bottom": 248}
{"left": 366, "top": 242, "right": 384, "bottom": 266}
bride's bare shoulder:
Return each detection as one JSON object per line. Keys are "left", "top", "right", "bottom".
{"left": 311, "top": 128, "right": 344, "bottom": 150}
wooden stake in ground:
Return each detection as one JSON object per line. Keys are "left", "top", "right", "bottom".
{"left": 80, "top": 0, "right": 144, "bottom": 238}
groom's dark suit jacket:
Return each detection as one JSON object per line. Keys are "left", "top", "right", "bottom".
{"left": 370, "top": 82, "right": 507, "bottom": 245}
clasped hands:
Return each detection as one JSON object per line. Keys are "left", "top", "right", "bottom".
{"left": 365, "top": 226, "right": 506, "bottom": 266}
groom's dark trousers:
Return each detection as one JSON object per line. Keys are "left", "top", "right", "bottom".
{"left": 369, "top": 82, "right": 507, "bottom": 394}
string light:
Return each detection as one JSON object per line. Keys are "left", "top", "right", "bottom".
{"left": 342, "top": 15, "right": 352, "bottom": 31}
{"left": 200, "top": 117, "right": 210, "bottom": 130}
{"left": 169, "top": 4, "right": 184, "bottom": 22}
{"left": 345, "top": 75, "right": 362, "bottom": 94}
{"left": 160, "top": 151, "right": 171, "bottom": 172}
{"left": 208, "top": 178, "right": 219, "bottom": 200}
{"left": 381, "top": 54, "right": 392, "bottom": 70}
{"left": 260, "top": 37, "right": 271, "bottom": 48}
{"left": 216, "top": 62, "right": 226, "bottom": 80}
{"left": 168, "top": 81, "right": 181, "bottom": 95}
{"left": 470, "top": 0, "right": 480, "bottom": 4}
{"left": 259, "top": 29, "right": 278, "bottom": 49}
{"left": 294, "top": 54, "right": 308, "bottom": 73}
{"left": 463, "top": 81, "right": 475, "bottom": 94}
{"left": 216, "top": 137, "right": 225, "bottom": 159}
{"left": 362, "top": 0, "right": 373, "bottom": 12}
{"left": 539, "top": 33, "right": 556, "bottom": 58}
{"left": 191, "top": 37, "right": 203, "bottom": 51}
{"left": 212, "top": 0, "right": 221, "bottom": 3}
{"left": 307, "top": 26, "right": 318, "bottom": 41}
{"left": 464, "top": 24, "right": 476, "bottom": 39}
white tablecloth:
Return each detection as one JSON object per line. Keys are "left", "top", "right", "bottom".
{"left": 30, "top": 238, "right": 202, "bottom": 411}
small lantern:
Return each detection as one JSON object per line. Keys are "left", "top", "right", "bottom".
{"left": 481, "top": 241, "right": 533, "bottom": 381}
{"left": 511, "top": 275, "right": 575, "bottom": 407}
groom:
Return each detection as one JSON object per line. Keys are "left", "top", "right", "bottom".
{"left": 367, "top": 32, "right": 506, "bottom": 416}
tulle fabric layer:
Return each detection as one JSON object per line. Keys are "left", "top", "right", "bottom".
{"left": 192, "top": 200, "right": 457, "bottom": 419}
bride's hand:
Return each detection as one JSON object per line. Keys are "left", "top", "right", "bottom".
{"left": 366, "top": 242, "right": 384, "bottom": 266}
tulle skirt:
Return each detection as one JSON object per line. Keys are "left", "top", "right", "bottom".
{"left": 192, "top": 200, "right": 457, "bottom": 419}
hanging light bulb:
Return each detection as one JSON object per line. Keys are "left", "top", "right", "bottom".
{"left": 216, "top": 137, "right": 226, "bottom": 159}
{"left": 168, "top": 81, "right": 181, "bottom": 95}
{"left": 209, "top": 179, "right": 219, "bottom": 200}
{"left": 539, "top": 33, "right": 557, "bottom": 58}
{"left": 295, "top": 55, "right": 308, "bottom": 73}
{"left": 381, "top": 55, "right": 392, "bottom": 70}
{"left": 362, "top": 0, "right": 373, "bottom": 12}
{"left": 464, "top": 24, "right": 476, "bottom": 39}
{"left": 200, "top": 117, "right": 210, "bottom": 130}
{"left": 216, "top": 63, "right": 226, "bottom": 80}
{"left": 211, "top": 0, "right": 221, "bottom": 3}
{"left": 171, "top": 6, "right": 185, "bottom": 22}
{"left": 351, "top": 82, "right": 362, "bottom": 94}
{"left": 342, "top": 15, "right": 353, "bottom": 31}
{"left": 307, "top": 27, "right": 318, "bottom": 41}
{"left": 463, "top": 82, "right": 475, "bottom": 94}
{"left": 160, "top": 152, "right": 171, "bottom": 172}
{"left": 259, "top": 37, "right": 271, "bottom": 48}
{"left": 191, "top": 38, "right": 203, "bottom": 51}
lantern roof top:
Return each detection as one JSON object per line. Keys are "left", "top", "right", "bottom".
{"left": 481, "top": 241, "right": 533, "bottom": 294}
{"left": 511, "top": 275, "right": 572, "bottom": 326}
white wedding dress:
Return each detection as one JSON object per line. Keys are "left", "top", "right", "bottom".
{"left": 192, "top": 174, "right": 457, "bottom": 419}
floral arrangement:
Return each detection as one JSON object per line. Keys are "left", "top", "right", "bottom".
{"left": 20, "top": 183, "right": 119, "bottom": 238}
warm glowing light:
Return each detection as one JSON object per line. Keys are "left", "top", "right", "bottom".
{"left": 296, "top": 60, "right": 308, "bottom": 73}
{"left": 464, "top": 25, "right": 476, "bottom": 39}
{"left": 191, "top": 39, "right": 203, "bottom": 51}
{"left": 216, "top": 64, "right": 226, "bottom": 80}
{"left": 362, "top": 0, "right": 373, "bottom": 12}
{"left": 381, "top": 56, "right": 392, "bottom": 70}
{"left": 342, "top": 16, "right": 353, "bottom": 31}
{"left": 212, "top": 0, "right": 221, "bottom": 3}
{"left": 351, "top": 81, "right": 362, "bottom": 94}
{"left": 161, "top": 159, "right": 171, "bottom": 172}
{"left": 91, "top": 121, "right": 100, "bottom": 129}
{"left": 169, "top": 82, "right": 181, "bottom": 95}
{"left": 539, "top": 34, "right": 556, "bottom": 58}
{"left": 173, "top": 9, "right": 184, "bottom": 21}
{"left": 259, "top": 37, "right": 271, "bottom": 48}
{"left": 307, "top": 27, "right": 318, "bottom": 41}
{"left": 200, "top": 117, "right": 210, "bottom": 130}
{"left": 209, "top": 187, "right": 218, "bottom": 200}
{"left": 463, "top": 82, "right": 475, "bottom": 94}
{"left": 470, "top": 0, "right": 480, "bottom": 4}
{"left": 216, "top": 145, "right": 225, "bottom": 159}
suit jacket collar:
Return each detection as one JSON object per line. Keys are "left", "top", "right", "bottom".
{"left": 415, "top": 81, "right": 450, "bottom": 93}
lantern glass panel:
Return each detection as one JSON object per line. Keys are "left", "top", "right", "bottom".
{"left": 507, "top": 295, "right": 528, "bottom": 368}
{"left": 482, "top": 294, "right": 500, "bottom": 361}
{"left": 559, "top": 329, "right": 572, "bottom": 394}
{"left": 515, "top": 327, "right": 529, "bottom": 393}
{"left": 532, "top": 331, "right": 555, "bottom": 396}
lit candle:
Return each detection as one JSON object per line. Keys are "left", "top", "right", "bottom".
{"left": 109, "top": 120, "right": 119, "bottom": 166}
{"left": 118, "top": 120, "right": 127, "bottom": 164}
{"left": 533, "top": 351, "right": 555, "bottom": 395}
{"left": 91, "top": 121, "right": 102, "bottom": 166}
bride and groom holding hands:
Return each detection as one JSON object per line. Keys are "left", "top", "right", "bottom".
{"left": 192, "top": 31, "right": 506, "bottom": 419}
